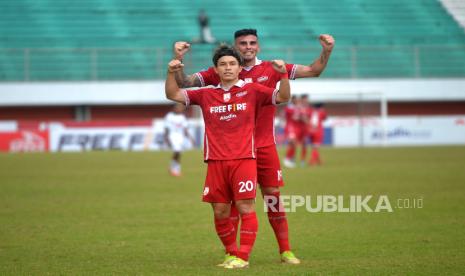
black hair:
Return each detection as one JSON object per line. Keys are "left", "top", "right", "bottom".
{"left": 212, "top": 44, "right": 244, "bottom": 66}
{"left": 300, "top": 94, "right": 309, "bottom": 99}
{"left": 234, "top": 28, "right": 258, "bottom": 39}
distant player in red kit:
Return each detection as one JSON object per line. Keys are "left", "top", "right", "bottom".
{"left": 165, "top": 44, "right": 290, "bottom": 269}
{"left": 306, "top": 103, "right": 327, "bottom": 165}
{"left": 172, "top": 29, "right": 334, "bottom": 265}
{"left": 283, "top": 95, "right": 305, "bottom": 168}
{"left": 296, "top": 94, "right": 313, "bottom": 167}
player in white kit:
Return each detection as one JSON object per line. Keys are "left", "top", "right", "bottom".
{"left": 164, "top": 103, "right": 194, "bottom": 176}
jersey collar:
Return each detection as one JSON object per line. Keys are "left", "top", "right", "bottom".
{"left": 215, "top": 79, "right": 246, "bottom": 91}
{"left": 243, "top": 57, "right": 262, "bottom": 72}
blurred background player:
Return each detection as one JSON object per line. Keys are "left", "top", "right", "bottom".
{"left": 163, "top": 103, "right": 194, "bottom": 176}
{"left": 306, "top": 102, "right": 327, "bottom": 165}
{"left": 283, "top": 95, "right": 305, "bottom": 168}
{"left": 172, "top": 29, "right": 334, "bottom": 265}
{"left": 165, "top": 44, "right": 290, "bottom": 269}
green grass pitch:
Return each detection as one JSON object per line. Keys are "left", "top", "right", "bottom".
{"left": 1, "top": 146, "right": 465, "bottom": 275}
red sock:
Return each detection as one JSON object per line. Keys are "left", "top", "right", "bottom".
{"left": 266, "top": 192, "right": 291, "bottom": 253}
{"left": 286, "top": 144, "right": 295, "bottom": 160}
{"left": 214, "top": 217, "right": 237, "bottom": 256}
{"left": 236, "top": 212, "right": 258, "bottom": 261}
{"left": 310, "top": 148, "right": 321, "bottom": 164}
{"left": 229, "top": 203, "right": 240, "bottom": 240}
{"left": 310, "top": 148, "right": 318, "bottom": 165}
{"left": 301, "top": 145, "right": 307, "bottom": 162}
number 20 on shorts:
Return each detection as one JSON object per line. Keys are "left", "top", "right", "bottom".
{"left": 239, "top": 180, "right": 255, "bottom": 193}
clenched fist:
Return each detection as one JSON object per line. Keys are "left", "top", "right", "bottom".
{"left": 319, "top": 34, "right": 335, "bottom": 51}
{"left": 168, "top": 59, "right": 184, "bottom": 73}
{"left": 173, "top": 41, "right": 191, "bottom": 60}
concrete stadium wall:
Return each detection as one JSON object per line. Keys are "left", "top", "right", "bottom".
{"left": 1, "top": 79, "right": 465, "bottom": 106}
{"left": 1, "top": 79, "right": 464, "bottom": 120}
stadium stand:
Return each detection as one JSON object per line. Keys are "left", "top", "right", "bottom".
{"left": 0, "top": 0, "right": 465, "bottom": 80}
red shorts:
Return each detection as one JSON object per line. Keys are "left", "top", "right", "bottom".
{"left": 256, "top": 145, "right": 284, "bottom": 187}
{"left": 202, "top": 159, "right": 257, "bottom": 203}
{"left": 308, "top": 129, "right": 324, "bottom": 145}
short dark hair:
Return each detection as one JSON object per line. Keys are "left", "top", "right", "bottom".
{"left": 300, "top": 94, "right": 309, "bottom": 99}
{"left": 234, "top": 29, "right": 258, "bottom": 39}
{"left": 212, "top": 44, "right": 244, "bottom": 66}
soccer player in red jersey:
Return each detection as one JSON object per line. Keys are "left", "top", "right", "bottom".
{"left": 165, "top": 44, "right": 290, "bottom": 269}
{"left": 173, "top": 29, "right": 334, "bottom": 264}
{"left": 283, "top": 95, "right": 305, "bottom": 168}
{"left": 296, "top": 94, "right": 312, "bottom": 167}
{"left": 306, "top": 103, "right": 327, "bottom": 165}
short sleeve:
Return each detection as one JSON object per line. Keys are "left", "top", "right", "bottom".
{"left": 286, "top": 63, "right": 297, "bottom": 80}
{"left": 253, "top": 83, "right": 279, "bottom": 106}
{"left": 195, "top": 67, "right": 220, "bottom": 87}
{"left": 184, "top": 88, "right": 205, "bottom": 107}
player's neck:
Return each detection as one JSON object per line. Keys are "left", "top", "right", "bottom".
{"left": 220, "top": 78, "right": 239, "bottom": 90}
{"left": 244, "top": 58, "right": 256, "bottom": 67}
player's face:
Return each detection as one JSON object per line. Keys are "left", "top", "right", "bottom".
{"left": 214, "top": 56, "right": 242, "bottom": 81}
{"left": 301, "top": 97, "right": 309, "bottom": 106}
{"left": 234, "top": 35, "right": 260, "bottom": 62}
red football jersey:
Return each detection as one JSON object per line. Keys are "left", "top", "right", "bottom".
{"left": 307, "top": 108, "right": 327, "bottom": 131}
{"left": 195, "top": 58, "right": 297, "bottom": 148}
{"left": 284, "top": 104, "right": 302, "bottom": 131}
{"left": 184, "top": 80, "right": 278, "bottom": 161}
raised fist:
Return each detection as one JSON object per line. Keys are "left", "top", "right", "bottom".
{"left": 168, "top": 59, "right": 184, "bottom": 73}
{"left": 319, "top": 34, "right": 335, "bottom": 51}
{"left": 173, "top": 41, "right": 191, "bottom": 60}
{"left": 271, "top": 59, "right": 287, "bottom": 73}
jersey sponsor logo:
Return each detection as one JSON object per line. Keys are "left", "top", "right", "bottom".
{"left": 223, "top": 92, "right": 231, "bottom": 102}
{"left": 210, "top": 103, "right": 247, "bottom": 113}
{"left": 277, "top": 170, "right": 283, "bottom": 181}
{"left": 236, "top": 91, "right": 248, "bottom": 97}
{"left": 257, "top": 76, "right": 269, "bottom": 82}
{"left": 220, "top": 114, "right": 237, "bottom": 121}
{"left": 203, "top": 186, "right": 209, "bottom": 195}
{"left": 244, "top": 78, "right": 253, "bottom": 83}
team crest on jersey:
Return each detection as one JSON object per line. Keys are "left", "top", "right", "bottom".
{"left": 257, "top": 76, "right": 269, "bottom": 82}
{"left": 244, "top": 78, "right": 253, "bottom": 83}
{"left": 223, "top": 93, "right": 231, "bottom": 102}
{"left": 203, "top": 187, "right": 209, "bottom": 195}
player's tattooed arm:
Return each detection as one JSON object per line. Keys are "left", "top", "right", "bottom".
{"left": 271, "top": 59, "right": 291, "bottom": 104}
{"left": 182, "top": 74, "right": 202, "bottom": 88}
{"left": 165, "top": 59, "right": 187, "bottom": 104}
{"left": 172, "top": 41, "right": 202, "bottom": 88}
{"left": 294, "top": 34, "right": 335, "bottom": 78}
